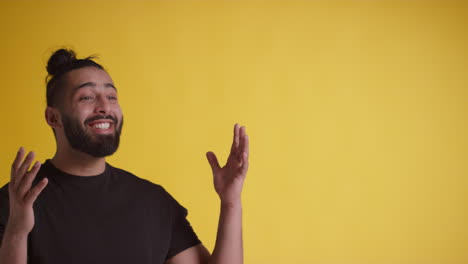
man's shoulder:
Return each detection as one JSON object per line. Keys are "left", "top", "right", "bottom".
{"left": 107, "top": 164, "right": 169, "bottom": 197}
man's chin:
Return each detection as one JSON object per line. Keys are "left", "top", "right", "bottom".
{"left": 75, "top": 144, "right": 119, "bottom": 158}
{"left": 73, "top": 135, "right": 119, "bottom": 157}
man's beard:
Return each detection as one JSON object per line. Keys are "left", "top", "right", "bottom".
{"left": 61, "top": 113, "right": 123, "bottom": 158}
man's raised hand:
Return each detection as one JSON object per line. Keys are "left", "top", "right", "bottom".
{"left": 7, "top": 147, "right": 48, "bottom": 236}
{"left": 206, "top": 123, "right": 249, "bottom": 205}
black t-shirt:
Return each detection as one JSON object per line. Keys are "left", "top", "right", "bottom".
{"left": 0, "top": 160, "right": 201, "bottom": 264}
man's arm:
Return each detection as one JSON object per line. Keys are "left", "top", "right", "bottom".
{"left": 208, "top": 201, "right": 243, "bottom": 264}
{"left": 0, "top": 148, "right": 48, "bottom": 264}
{"left": 0, "top": 230, "right": 29, "bottom": 264}
{"left": 167, "top": 201, "right": 243, "bottom": 264}
{"left": 167, "top": 124, "right": 249, "bottom": 264}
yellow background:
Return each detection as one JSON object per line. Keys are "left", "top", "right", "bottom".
{"left": 0, "top": 0, "right": 467, "bottom": 263}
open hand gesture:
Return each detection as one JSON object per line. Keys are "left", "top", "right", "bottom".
{"left": 206, "top": 124, "right": 249, "bottom": 205}
{"left": 7, "top": 147, "right": 48, "bottom": 236}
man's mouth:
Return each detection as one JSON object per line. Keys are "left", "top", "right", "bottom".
{"left": 87, "top": 120, "right": 114, "bottom": 133}
{"left": 92, "top": 122, "right": 111, "bottom": 129}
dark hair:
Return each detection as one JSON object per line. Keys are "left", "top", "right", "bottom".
{"left": 45, "top": 49, "right": 105, "bottom": 107}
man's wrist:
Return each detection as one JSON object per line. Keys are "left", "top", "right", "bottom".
{"left": 220, "top": 200, "right": 242, "bottom": 210}
{"left": 3, "top": 227, "right": 29, "bottom": 244}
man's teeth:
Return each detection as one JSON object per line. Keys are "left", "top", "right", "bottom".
{"left": 93, "top": 123, "right": 111, "bottom": 129}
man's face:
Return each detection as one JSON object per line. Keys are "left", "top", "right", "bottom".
{"left": 58, "top": 66, "right": 123, "bottom": 157}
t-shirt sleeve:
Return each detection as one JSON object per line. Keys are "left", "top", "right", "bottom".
{"left": 164, "top": 189, "right": 202, "bottom": 260}
{"left": 0, "top": 183, "right": 10, "bottom": 248}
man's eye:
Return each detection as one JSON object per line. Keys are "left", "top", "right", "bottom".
{"left": 80, "top": 96, "right": 93, "bottom": 101}
{"left": 108, "top": 96, "right": 117, "bottom": 100}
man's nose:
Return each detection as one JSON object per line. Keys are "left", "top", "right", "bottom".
{"left": 95, "top": 95, "right": 111, "bottom": 114}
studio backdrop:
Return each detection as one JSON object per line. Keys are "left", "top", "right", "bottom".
{"left": 0, "top": 1, "right": 467, "bottom": 263}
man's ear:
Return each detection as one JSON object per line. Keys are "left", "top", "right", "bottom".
{"left": 45, "top": 107, "right": 62, "bottom": 128}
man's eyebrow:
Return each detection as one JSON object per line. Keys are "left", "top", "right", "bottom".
{"left": 105, "top": 83, "right": 117, "bottom": 90}
{"left": 73, "top": 82, "right": 118, "bottom": 93}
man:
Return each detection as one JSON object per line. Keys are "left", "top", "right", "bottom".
{"left": 0, "top": 49, "right": 249, "bottom": 264}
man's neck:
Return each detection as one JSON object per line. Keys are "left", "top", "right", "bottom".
{"left": 50, "top": 149, "right": 107, "bottom": 177}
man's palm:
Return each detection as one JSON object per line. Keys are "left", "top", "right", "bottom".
{"left": 206, "top": 124, "right": 249, "bottom": 204}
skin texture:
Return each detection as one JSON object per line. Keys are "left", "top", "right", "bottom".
{"left": 0, "top": 66, "right": 249, "bottom": 264}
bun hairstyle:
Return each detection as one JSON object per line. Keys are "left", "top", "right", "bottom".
{"left": 45, "top": 48, "right": 105, "bottom": 107}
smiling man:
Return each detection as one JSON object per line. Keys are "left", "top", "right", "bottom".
{"left": 0, "top": 49, "right": 249, "bottom": 264}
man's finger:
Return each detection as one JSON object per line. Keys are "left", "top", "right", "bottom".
{"left": 16, "top": 151, "right": 35, "bottom": 190}
{"left": 18, "top": 161, "right": 41, "bottom": 197}
{"left": 230, "top": 123, "right": 240, "bottom": 155}
{"left": 24, "top": 178, "right": 48, "bottom": 206}
{"left": 238, "top": 126, "right": 246, "bottom": 157}
{"left": 240, "top": 151, "right": 249, "bottom": 175}
{"left": 206, "top": 151, "right": 221, "bottom": 174}
{"left": 11, "top": 147, "right": 25, "bottom": 186}
{"left": 244, "top": 134, "right": 249, "bottom": 159}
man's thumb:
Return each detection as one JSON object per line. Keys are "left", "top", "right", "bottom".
{"left": 206, "top": 151, "right": 220, "bottom": 173}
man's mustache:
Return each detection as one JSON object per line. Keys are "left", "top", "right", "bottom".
{"left": 84, "top": 115, "right": 118, "bottom": 125}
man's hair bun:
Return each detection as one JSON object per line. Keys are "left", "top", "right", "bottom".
{"left": 46, "top": 49, "right": 77, "bottom": 76}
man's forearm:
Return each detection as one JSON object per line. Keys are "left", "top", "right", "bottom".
{"left": 0, "top": 228, "right": 28, "bottom": 264}
{"left": 209, "top": 201, "right": 243, "bottom": 264}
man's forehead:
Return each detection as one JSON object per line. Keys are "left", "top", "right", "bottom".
{"left": 73, "top": 82, "right": 116, "bottom": 92}
{"left": 66, "top": 67, "right": 116, "bottom": 92}
{"left": 67, "top": 67, "right": 113, "bottom": 83}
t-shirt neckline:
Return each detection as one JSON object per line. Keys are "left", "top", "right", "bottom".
{"left": 44, "top": 159, "right": 110, "bottom": 182}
